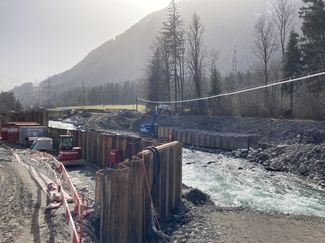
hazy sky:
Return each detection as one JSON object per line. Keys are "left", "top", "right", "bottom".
{"left": 0, "top": 0, "right": 171, "bottom": 91}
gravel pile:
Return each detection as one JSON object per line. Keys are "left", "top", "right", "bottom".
{"left": 239, "top": 144, "right": 325, "bottom": 186}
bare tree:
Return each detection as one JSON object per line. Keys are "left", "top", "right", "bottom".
{"left": 252, "top": 15, "right": 278, "bottom": 116}
{"left": 273, "top": 0, "right": 296, "bottom": 60}
{"left": 187, "top": 13, "right": 206, "bottom": 113}
{"left": 252, "top": 15, "right": 278, "bottom": 84}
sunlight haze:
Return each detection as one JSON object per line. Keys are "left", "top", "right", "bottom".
{"left": 0, "top": 0, "right": 171, "bottom": 91}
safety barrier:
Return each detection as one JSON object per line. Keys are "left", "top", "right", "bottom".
{"left": 15, "top": 149, "right": 84, "bottom": 243}
{"left": 37, "top": 151, "right": 84, "bottom": 219}
{"left": 61, "top": 189, "right": 80, "bottom": 243}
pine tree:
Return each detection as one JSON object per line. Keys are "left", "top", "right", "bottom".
{"left": 146, "top": 45, "right": 163, "bottom": 110}
{"left": 300, "top": 0, "right": 325, "bottom": 73}
{"left": 209, "top": 50, "right": 221, "bottom": 95}
{"left": 210, "top": 68, "right": 221, "bottom": 95}
{"left": 282, "top": 31, "right": 302, "bottom": 116}
{"left": 299, "top": 0, "right": 325, "bottom": 117}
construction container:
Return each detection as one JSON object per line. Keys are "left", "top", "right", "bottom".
{"left": 1, "top": 124, "right": 8, "bottom": 140}
{"left": 7, "top": 125, "right": 19, "bottom": 143}
{"left": 18, "top": 126, "right": 48, "bottom": 144}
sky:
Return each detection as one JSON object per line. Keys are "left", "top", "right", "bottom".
{"left": 0, "top": 0, "right": 171, "bottom": 91}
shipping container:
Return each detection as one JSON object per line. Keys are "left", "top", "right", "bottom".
{"left": 7, "top": 126, "right": 19, "bottom": 143}
{"left": 18, "top": 126, "right": 48, "bottom": 145}
{"left": 1, "top": 124, "right": 8, "bottom": 140}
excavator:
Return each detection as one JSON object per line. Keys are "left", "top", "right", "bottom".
{"left": 139, "top": 108, "right": 162, "bottom": 137}
{"left": 58, "top": 134, "right": 85, "bottom": 165}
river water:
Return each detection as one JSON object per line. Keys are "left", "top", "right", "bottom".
{"left": 183, "top": 148, "right": 325, "bottom": 218}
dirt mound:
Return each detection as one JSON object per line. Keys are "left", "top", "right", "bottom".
{"left": 184, "top": 188, "right": 210, "bottom": 205}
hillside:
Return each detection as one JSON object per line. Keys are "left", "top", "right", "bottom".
{"left": 14, "top": 0, "right": 301, "bottom": 103}
{"left": 48, "top": 0, "right": 268, "bottom": 89}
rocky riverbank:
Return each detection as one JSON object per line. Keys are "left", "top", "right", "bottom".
{"left": 235, "top": 143, "right": 325, "bottom": 186}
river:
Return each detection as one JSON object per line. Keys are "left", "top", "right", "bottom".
{"left": 183, "top": 148, "right": 325, "bottom": 218}
{"left": 49, "top": 120, "right": 325, "bottom": 218}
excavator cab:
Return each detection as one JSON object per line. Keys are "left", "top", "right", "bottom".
{"left": 58, "top": 134, "right": 83, "bottom": 165}
{"left": 59, "top": 135, "right": 74, "bottom": 151}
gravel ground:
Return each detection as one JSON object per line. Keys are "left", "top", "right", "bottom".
{"left": 0, "top": 144, "right": 70, "bottom": 243}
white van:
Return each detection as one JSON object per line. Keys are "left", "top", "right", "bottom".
{"left": 30, "top": 137, "right": 53, "bottom": 152}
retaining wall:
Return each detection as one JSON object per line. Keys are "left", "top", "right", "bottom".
{"left": 96, "top": 141, "right": 182, "bottom": 243}
{"left": 49, "top": 128, "right": 161, "bottom": 167}
{"left": 3, "top": 110, "right": 49, "bottom": 127}
{"left": 158, "top": 127, "right": 258, "bottom": 150}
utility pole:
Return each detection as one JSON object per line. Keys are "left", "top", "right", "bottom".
{"left": 36, "top": 86, "right": 40, "bottom": 108}
{"left": 47, "top": 78, "right": 51, "bottom": 108}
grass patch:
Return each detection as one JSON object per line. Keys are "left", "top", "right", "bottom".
{"left": 50, "top": 104, "right": 146, "bottom": 112}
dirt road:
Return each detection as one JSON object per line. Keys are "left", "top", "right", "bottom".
{"left": 0, "top": 145, "right": 69, "bottom": 243}
{"left": 169, "top": 193, "right": 325, "bottom": 243}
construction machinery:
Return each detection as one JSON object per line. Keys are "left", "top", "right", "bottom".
{"left": 139, "top": 109, "right": 162, "bottom": 137}
{"left": 58, "top": 134, "right": 85, "bottom": 165}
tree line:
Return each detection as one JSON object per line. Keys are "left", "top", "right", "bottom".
{"left": 0, "top": 92, "right": 21, "bottom": 113}
{"left": 145, "top": 0, "right": 325, "bottom": 120}
{"left": 50, "top": 80, "right": 140, "bottom": 107}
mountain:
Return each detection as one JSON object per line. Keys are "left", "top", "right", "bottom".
{"left": 14, "top": 0, "right": 301, "bottom": 103}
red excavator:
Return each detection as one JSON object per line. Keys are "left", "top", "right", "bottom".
{"left": 58, "top": 134, "right": 85, "bottom": 165}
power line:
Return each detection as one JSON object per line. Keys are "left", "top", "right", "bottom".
{"left": 137, "top": 71, "right": 325, "bottom": 105}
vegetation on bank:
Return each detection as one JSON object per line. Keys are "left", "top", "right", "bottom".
{"left": 145, "top": 0, "right": 325, "bottom": 120}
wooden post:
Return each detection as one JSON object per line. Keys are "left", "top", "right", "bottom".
{"left": 102, "top": 134, "right": 107, "bottom": 167}
{"left": 96, "top": 132, "right": 103, "bottom": 166}
{"left": 86, "top": 131, "right": 91, "bottom": 162}
{"left": 128, "top": 159, "right": 144, "bottom": 242}
{"left": 141, "top": 150, "right": 154, "bottom": 238}
{"left": 95, "top": 170, "right": 104, "bottom": 205}
{"left": 91, "top": 132, "right": 96, "bottom": 164}
{"left": 82, "top": 131, "right": 87, "bottom": 159}
{"left": 100, "top": 166, "right": 129, "bottom": 243}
